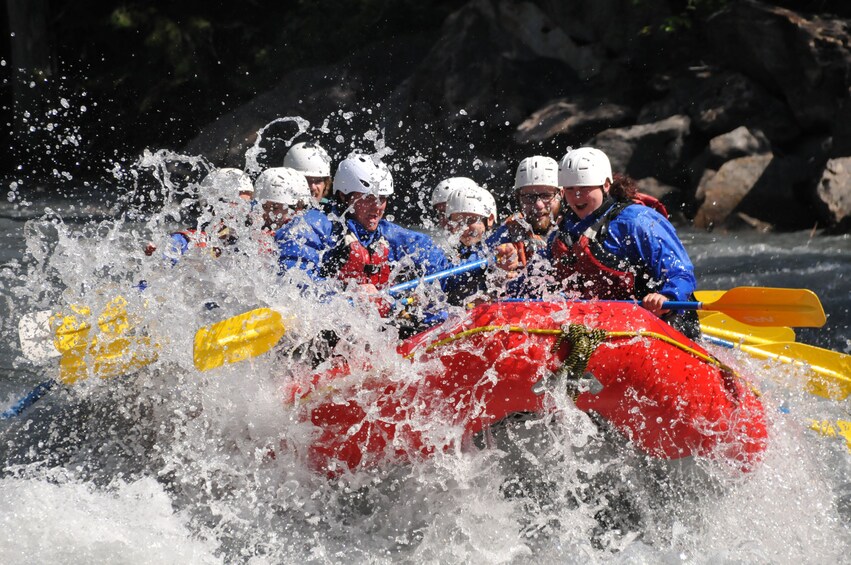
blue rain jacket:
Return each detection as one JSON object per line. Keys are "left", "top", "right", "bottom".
{"left": 547, "top": 201, "right": 696, "bottom": 301}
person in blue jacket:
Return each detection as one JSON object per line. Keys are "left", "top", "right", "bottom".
{"left": 276, "top": 153, "right": 452, "bottom": 334}
{"left": 150, "top": 167, "right": 254, "bottom": 260}
{"left": 487, "top": 155, "right": 563, "bottom": 293}
{"left": 545, "top": 146, "right": 699, "bottom": 338}
{"left": 498, "top": 147, "right": 699, "bottom": 337}
{"left": 441, "top": 181, "right": 499, "bottom": 306}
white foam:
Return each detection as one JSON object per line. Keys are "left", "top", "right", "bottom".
{"left": 0, "top": 474, "right": 219, "bottom": 564}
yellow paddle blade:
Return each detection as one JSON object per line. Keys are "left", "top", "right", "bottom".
{"left": 700, "top": 312, "right": 796, "bottom": 345}
{"left": 194, "top": 308, "right": 287, "bottom": 372}
{"left": 808, "top": 419, "right": 851, "bottom": 452}
{"left": 51, "top": 296, "right": 159, "bottom": 383}
{"left": 49, "top": 296, "right": 132, "bottom": 353}
{"left": 59, "top": 335, "right": 159, "bottom": 384}
{"left": 694, "top": 291, "right": 725, "bottom": 319}
{"left": 729, "top": 341, "right": 851, "bottom": 401}
{"left": 694, "top": 290, "right": 725, "bottom": 303}
{"left": 51, "top": 303, "right": 93, "bottom": 353}
{"left": 703, "top": 287, "right": 826, "bottom": 327}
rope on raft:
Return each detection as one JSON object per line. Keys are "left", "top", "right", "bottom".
{"left": 296, "top": 321, "right": 750, "bottom": 406}
{"left": 413, "top": 321, "right": 747, "bottom": 397}
{"left": 551, "top": 323, "right": 608, "bottom": 379}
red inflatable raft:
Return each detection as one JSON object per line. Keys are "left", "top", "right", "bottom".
{"left": 281, "top": 301, "right": 768, "bottom": 475}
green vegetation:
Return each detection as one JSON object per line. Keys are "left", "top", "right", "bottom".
{"left": 634, "top": 0, "right": 730, "bottom": 35}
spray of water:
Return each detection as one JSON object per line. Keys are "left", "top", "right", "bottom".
{"left": 1, "top": 111, "right": 849, "bottom": 563}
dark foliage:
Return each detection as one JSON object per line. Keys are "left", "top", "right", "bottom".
{"left": 1, "top": 0, "right": 847, "bottom": 189}
{"left": 2, "top": 0, "right": 465, "bottom": 185}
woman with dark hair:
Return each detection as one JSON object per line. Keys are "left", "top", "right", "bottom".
{"left": 610, "top": 172, "right": 669, "bottom": 218}
{"left": 548, "top": 148, "right": 699, "bottom": 338}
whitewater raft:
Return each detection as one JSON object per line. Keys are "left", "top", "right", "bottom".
{"left": 281, "top": 301, "right": 768, "bottom": 475}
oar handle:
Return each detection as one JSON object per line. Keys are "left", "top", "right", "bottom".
{"left": 1, "top": 380, "right": 56, "bottom": 420}
{"left": 663, "top": 301, "right": 702, "bottom": 311}
{"left": 387, "top": 258, "right": 488, "bottom": 297}
{"left": 582, "top": 299, "right": 701, "bottom": 310}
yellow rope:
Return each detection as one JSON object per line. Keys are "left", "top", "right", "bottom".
{"left": 406, "top": 323, "right": 740, "bottom": 378}
{"left": 293, "top": 322, "right": 748, "bottom": 407}
{"left": 409, "top": 325, "right": 562, "bottom": 357}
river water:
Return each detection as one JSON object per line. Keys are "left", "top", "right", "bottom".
{"left": 0, "top": 147, "right": 849, "bottom": 563}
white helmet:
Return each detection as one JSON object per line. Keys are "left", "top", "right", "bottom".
{"left": 445, "top": 185, "right": 498, "bottom": 221}
{"left": 431, "top": 177, "right": 479, "bottom": 206}
{"left": 333, "top": 154, "right": 393, "bottom": 196}
{"left": 284, "top": 141, "right": 332, "bottom": 178}
{"left": 558, "top": 147, "right": 613, "bottom": 187}
{"left": 254, "top": 167, "right": 311, "bottom": 206}
{"left": 514, "top": 156, "right": 559, "bottom": 189}
{"left": 199, "top": 168, "right": 253, "bottom": 206}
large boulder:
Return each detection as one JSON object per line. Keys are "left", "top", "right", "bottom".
{"left": 684, "top": 126, "right": 773, "bottom": 198}
{"left": 703, "top": 0, "right": 851, "bottom": 130}
{"left": 184, "top": 65, "right": 355, "bottom": 168}
{"left": 387, "top": 0, "right": 589, "bottom": 134}
{"left": 814, "top": 157, "right": 851, "bottom": 231}
{"left": 538, "top": 0, "right": 673, "bottom": 62}
{"left": 707, "top": 127, "right": 771, "bottom": 167}
{"left": 500, "top": 1, "right": 603, "bottom": 79}
{"left": 185, "top": 35, "right": 435, "bottom": 168}
{"left": 513, "top": 97, "right": 635, "bottom": 145}
{"left": 637, "top": 69, "right": 800, "bottom": 143}
{"left": 694, "top": 153, "right": 820, "bottom": 231}
{"left": 588, "top": 115, "right": 692, "bottom": 185}
{"left": 694, "top": 155, "right": 773, "bottom": 230}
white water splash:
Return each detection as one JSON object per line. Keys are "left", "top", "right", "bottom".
{"left": 0, "top": 473, "right": 219, "bottom": 564}
{"left": 243, "top": 116, "right": 310, "bottom": 175}
{"left": 1, "top": 113, "right": 850, "bottom": 563}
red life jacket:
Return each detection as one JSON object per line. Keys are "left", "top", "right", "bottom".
{"left": 550, "top": 201, "right": 661, "bottom": 300}
{"left": 324, "top": 231, "right": 391, "bottom": 288}
{"left": 318, "top": 228, "right": 392, "bottom": 317}
{"left": 255, "top": 229, "right": 278, "bottom": 256}
{"left": 503, "top": 213, "right": 551, "bottom": 267}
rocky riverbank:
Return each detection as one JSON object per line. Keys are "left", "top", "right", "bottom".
{"left": 185, "top": 0, "right": 850, "bottom": 234}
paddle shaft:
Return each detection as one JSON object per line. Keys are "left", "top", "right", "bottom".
{"left": 1, "top": 380, "right": 56, "bottom": 420}
{"left": 664, "top": 300, "right": 811, "bottom": 311}
{"left": 387, "top": 258, "right": 488, "bottom": 297}
{"left": 665, "top": 301, "right": 710, "bottom": 310}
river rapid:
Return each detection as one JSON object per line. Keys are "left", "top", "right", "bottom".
{"left": 0, "top": 134, "right": 849, "bottom": 564}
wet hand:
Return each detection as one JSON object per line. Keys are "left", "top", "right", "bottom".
{"left": 495, "top": 243, "right": 521, "bottom": 272}
{"left": 642, "top": 293, "right": 670, "bottom": 316}
{"left": 358, "top": 283, "right": 380, "bottom": 295}
{"left": 356, "top": 283, "right": 391, "bottom": 317}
